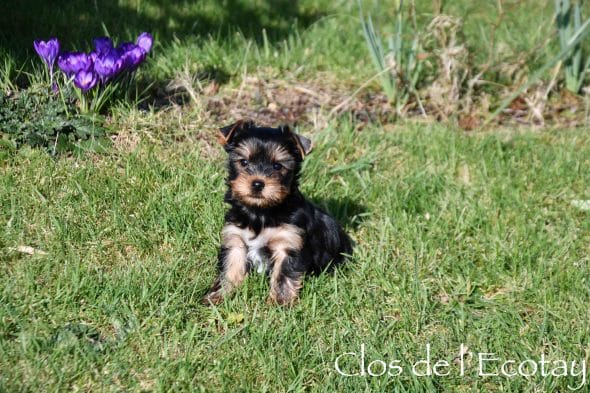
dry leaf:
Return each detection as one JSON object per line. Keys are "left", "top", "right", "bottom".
{"left": 457, "top": 163, "right": 471, "bottom": 185}
{"left": 436, "top": 292, "right": 450, "bottom": 304}
{"left": 9, "top": 245, "right": 48, "bottom": 255}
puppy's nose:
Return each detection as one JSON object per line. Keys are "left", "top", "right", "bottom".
{"left": 251, "top": 180, "right": 265, "bottom": 192}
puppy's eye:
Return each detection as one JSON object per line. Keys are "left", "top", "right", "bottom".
{"left": 239, "top": 159, "right": 249, "bottom": 167}
{"left": 272, "top": 163, "right": 283, "bottom": 170}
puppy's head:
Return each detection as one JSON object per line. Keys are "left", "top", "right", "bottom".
{"left": 218, "top": 120, "right": 313, "bottom": 209}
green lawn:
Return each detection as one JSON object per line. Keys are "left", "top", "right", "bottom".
{"left": 1, "top": 0, "right": 578, "bottom": 87}
{"left": 1, "top": 0, "right": 590, "bottom": 391}
{"left": 2, "top": 124, "right": 589, "bottom": 391}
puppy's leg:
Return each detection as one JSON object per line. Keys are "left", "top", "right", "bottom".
{"left": 269, "top": 251, "right": 304, "bottom": 306}
{"left": 203, "top": 225, "right": 248, "bottom": 305}
{"left": 266, "top": 225, "right": 304, "bottom": 305}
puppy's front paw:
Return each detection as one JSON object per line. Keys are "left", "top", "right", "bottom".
{"left": 202, "top": 290, "right": 225, "bottom": 305}
{"left": 269, "top": 274, "right": 302, "bottom": 306}
{"left": 267, "top": 292, "right": 298, "bottom": 306}
{"left": 202, "top": 278, "right": 225, "bottom": 305}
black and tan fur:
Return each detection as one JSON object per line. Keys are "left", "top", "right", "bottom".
{"left": 203, "top": 120, "right": 353, "bottom": 305}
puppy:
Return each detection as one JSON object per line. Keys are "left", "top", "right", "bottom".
{"left": 203, "top": 120, "right": 352, "bottom": 305}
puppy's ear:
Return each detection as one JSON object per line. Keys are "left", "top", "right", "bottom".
{"left": 293, "top": 133, "right": 313, "bottom": 159}
{"left": 281, "top": 125, "right": 313, "bottom": 159}
{"left": 218, "top": 120, "right": 254, "bottom": 145}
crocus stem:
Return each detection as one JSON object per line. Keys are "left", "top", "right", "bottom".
{"left": 124, "top": 72, "right": 133, "bottom": 99}
{"left": 78, "top": 90, "right": 88, "bottom": 113}
{"left": 57, "top": 76, "right": 70, "bottom": 118}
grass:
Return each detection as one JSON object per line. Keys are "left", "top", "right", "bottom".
{"left": 1, "top": 0, "right": 590, "bottom": 391}
{"left": 3, "top": 0, "right": 587, "bottom": 86}
{"left": 2, "top": 123, "right": 589, "bottom": 391}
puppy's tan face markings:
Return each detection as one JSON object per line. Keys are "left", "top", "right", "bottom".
{"left": 233, "top": 139, "right": 258, "bottom": 162}
{"left": 230, "top": 176, "right": 288, "bottom": 208}
{"left": 229, "top": 138, "right": 296, "bottom": 208}
{"left": 267, "top": 143, "right": 295, "bottom": 169}
{"left": 233, "top": 141, "right": 295, "bottom": 171}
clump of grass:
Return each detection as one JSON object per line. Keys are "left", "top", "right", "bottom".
{"left": 486, "top": 4, "right": 590, "bottom": 125}
{"left": 424, "top": 14, "right": 471, "bottom": 118}
{"left": 355, "top": 0, "right": 590, "bottom": 126}
{"left": 555, "top": 0, "right": 590, "bottom": 94}
{"left": 359, "top": 0, "right": 426, "bottom": 116}
{"left": 0, "top": 54, "right": 19, "bottom": 93}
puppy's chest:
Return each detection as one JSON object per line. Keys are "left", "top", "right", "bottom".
{"left": 242, "top": 232, "right": 269, "bottom": 273}
{"left": 223, "top": 223, "right": 304, "bottom": 274}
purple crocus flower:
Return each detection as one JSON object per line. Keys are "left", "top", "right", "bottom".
{"left": 115, "top": 42, "right": 133, "bottom": 70}
{"left": 118, "top": 44, "right": 146, "bottom": 70}
{"left": 89, "top": 51, "right": 99, "bottom": 65}
{"left": 94, "top": 48, "right": 123, "bottom": 82}
{"left": 57, "top": 52, "right": 93, "bottom": 77}
{"left": 74, "top": 70, "right": 98, "bottom": 92}
{"left": 93, "top": 37, "right": 113, "bottom": 55}
{"left": 136, "top": 32, "right": 153, "bottom": 53}
{"left": 33, "top": 38, "right": 60, "bottom": 78}
{"left": 117, "top": 42, "right": 136, "bottom": 53}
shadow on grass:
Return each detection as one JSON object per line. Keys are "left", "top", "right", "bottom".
{"left": 310, "top": 196, "right": 368, "bottom": 230}
{"left": 0, "top": 0, "right": 323, "bottom": 61}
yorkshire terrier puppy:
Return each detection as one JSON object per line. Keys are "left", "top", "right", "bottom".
{"left": 203, "top": 120, "right": 353, "bottom": 305}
